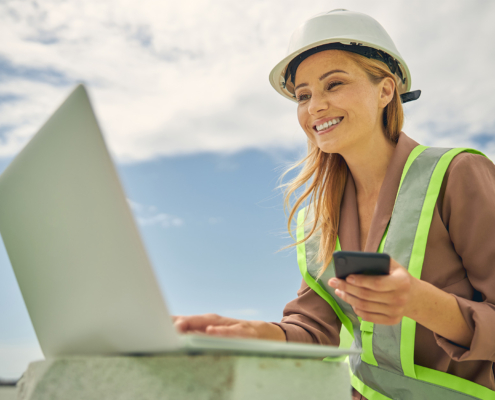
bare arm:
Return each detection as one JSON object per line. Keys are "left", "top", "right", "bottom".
{"left": 407, "top": 277, "right": 472, "bottom": 347}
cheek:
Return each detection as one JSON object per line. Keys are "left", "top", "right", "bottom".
{"left": 297, "top": 105, "right": 307, "bottom": 130}
{"left": 351, "top": 86, "right": 379, "bottom": 123}
{"left": 297, "top": 107, "right": 317, "bottom": 144}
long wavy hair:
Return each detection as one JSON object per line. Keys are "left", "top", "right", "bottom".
{"left": 282, "top": 51, "right": 404, "bottom": 278}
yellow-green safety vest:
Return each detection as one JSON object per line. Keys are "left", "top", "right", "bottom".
{"left": 296, "top": 146, "right": 495, "bottom": 400}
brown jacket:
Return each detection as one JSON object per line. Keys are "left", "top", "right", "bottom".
{"left": 274, "top": 132, "right": 495, "bottom": 399}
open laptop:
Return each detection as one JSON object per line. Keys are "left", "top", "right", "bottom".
{"left": 0, "top": 84, "right": 356, "bottom": 359}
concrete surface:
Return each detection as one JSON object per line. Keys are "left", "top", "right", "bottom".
{"left": 0, "top": 387, "right": 16, "bottom": 400}
{"left": 16, "top": 354, "right": 352, "bottom": 400}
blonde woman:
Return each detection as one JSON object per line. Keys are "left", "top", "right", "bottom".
{"left": 175, "top": 10, "right": 495, "bottom": 399}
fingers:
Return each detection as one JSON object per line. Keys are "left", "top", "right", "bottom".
{"left": 334, "top": 289, "right": 394, "bottom": 314}
{"left": 174, "top": 313, "right": 236, "bottom": 333}
{"left": 205, "top": 323, "right": 258, "bottom": 338}
{"left": 173, "top": 314, "right": 260, "bottom": 339}
{"left": 335, "top": 289, "right": 381, "bottom": 312}
{"left": 329, "top": 259, "right": 410, "bottom": 292}
{"left": 345, "top": 274, "right": 395, "bottom": 291}
{"left": 333, "top": 289, "right": 404, "bottom": 325}
{"left": 329, "top": 279, "right": 397, "bottom": 304}
{"left": 327, "top": 258, "right": 412, "bottom": 325}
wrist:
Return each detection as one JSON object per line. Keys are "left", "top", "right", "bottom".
{"left": 404, "top": 276, "right": 424, "bottom": 321}
{"left": 253, "top": 321, "right": 287, "bottom": 341}
{"left": 402, "top": 278, "right": 473, "bottom": 347}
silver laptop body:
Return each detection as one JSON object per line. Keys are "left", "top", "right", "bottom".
{"left": 0, "top": 85, "right": 356, "bottom": 359}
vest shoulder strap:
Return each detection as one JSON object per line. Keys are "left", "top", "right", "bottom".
{"left": 296, "top": 207, "right": 354, "bottom": 338}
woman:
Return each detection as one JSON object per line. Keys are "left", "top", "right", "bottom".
{"left": 174, "top": 10, "right": 495, "bottom": 399}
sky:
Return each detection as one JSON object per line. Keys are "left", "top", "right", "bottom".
{"left": 1, "top": 0, "right": 495, "bottom": 379}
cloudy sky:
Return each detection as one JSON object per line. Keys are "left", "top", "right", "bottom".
{"left": 1, "top": 0, "right": 494, "bottom": 379}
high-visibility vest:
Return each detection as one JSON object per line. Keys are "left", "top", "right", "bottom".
{"left": 296, "top": 146, "right": 495, "bottom": 400}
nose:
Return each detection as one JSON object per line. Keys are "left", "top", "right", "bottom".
{"left": 307, "top": 91, "right": 329, "bottom": 116}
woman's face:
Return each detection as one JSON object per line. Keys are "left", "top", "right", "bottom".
{"left": 294, "top": 50, "right": 392, "bottom": 155}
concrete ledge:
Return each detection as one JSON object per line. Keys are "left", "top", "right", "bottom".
{"left": 17, "top": 355, "right": 351, "bottom": 400}
{"left": 0, "top": 387, "right": 17, "bottom": 400}
{"left": 0, "top": 379, "right": 17, "bottom": 400}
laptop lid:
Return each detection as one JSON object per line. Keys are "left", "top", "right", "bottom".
{"left": 0, "top": 85, "right": 181, "bottom": 357}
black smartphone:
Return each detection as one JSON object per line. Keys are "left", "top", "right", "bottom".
{"left": 333, "top": 251, "right": 390, "bottom": 280}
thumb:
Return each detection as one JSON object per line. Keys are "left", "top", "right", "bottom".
{"left": 389, "top": 258, "right": 405, "bottom": 273}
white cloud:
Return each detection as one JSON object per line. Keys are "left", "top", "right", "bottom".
{"left": 137, "top": 213, "right": 183, "bottom": 228}
{"left": 127, "top": 199, "right": 183, "bottom": 228}
{"left": 0, "top": 1, "right": 494, "bottom": 162}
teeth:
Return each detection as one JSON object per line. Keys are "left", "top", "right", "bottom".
{"left": 316, "top": 117, "right": 342, "bottom": 131}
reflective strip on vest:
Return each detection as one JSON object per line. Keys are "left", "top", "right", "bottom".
{"left": 296, "top": 146, "right": 494, "bottom": 400}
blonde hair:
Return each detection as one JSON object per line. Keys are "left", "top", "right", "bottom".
{"left": 282, "top": 51, "right": 404, "bottom": 277}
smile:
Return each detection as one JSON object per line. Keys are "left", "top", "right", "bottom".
{"left": 314, "top": 117, "right": 343, "bottom": 134}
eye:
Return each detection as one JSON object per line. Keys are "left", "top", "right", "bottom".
{"left": 327, "top": 81, "right": 343, "bottom": 90}
{"left": 296, "top": 81, "right": 344, "bottom": 102}
{"left": 296, "top": 93, "right": 311, "bottom": 103}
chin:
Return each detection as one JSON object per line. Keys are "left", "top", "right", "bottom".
{"left": 316, "top": 132, "right": 360, "bottom": 156}
{"left": 315, "top": 138, "right": 346, "bottom": 155}
{"left": 321, "top": 148, "right": 342, "bottom": 155}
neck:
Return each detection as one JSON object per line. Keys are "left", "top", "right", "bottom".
{"left": 342, "top": 131, "right": 396, "bottom": 198}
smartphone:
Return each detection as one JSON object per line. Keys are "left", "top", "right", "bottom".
{"left": 333, "top": 251, "right": 390, "bottom": 280}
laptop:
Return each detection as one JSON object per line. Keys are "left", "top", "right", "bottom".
{"left": 0, "top": 84, "right": 356, "bottom": 359}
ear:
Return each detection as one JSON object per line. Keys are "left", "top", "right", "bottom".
{"left": 379, "top": 77, "right": 395, "bottom": 109}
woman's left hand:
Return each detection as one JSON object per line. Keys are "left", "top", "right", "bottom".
{"left": 328, "top": 258, "right": 416, "bottom": 325}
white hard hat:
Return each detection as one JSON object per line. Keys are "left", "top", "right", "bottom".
{"left": 269, "top": 9, "right": 420, "bottom": 104}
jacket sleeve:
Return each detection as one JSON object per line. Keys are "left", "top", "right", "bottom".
{"left": 434, "top": 152, "right": 495, "bottom": 362}
{"left": 272, "top": 279, "right": 341, "bottom": 345}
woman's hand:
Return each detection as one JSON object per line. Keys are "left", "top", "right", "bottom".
{"left": 328, "top": 258, "right": 415, "bottom": 325}
{"left": 328, "top": 257, "right": 474, "bottom": 347}
{"left": 173, "top": 314, "right": 286, "bottom": 341}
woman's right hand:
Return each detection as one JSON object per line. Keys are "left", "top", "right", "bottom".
{"left": 173, "top": 314, "right": 286, "bottom": 341}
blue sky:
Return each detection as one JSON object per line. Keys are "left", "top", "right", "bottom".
{"left": 1, "top": 0, "right": 495, "bottom": 379}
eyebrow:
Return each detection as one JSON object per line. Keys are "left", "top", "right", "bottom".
{"left": 294, "top": 69, "right": 348, "bottom": 91}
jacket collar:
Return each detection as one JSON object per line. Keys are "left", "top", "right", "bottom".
{"left": 338, "top": 132, "right": 420, "bottom": 252}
